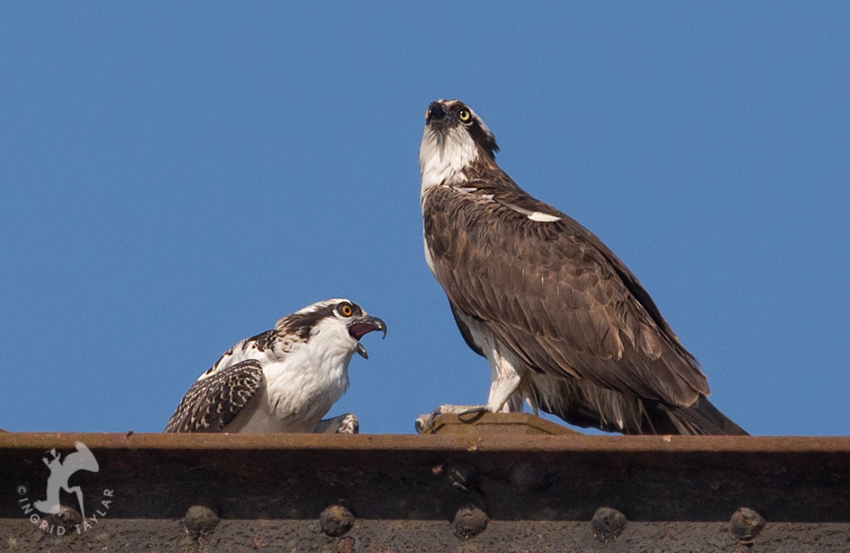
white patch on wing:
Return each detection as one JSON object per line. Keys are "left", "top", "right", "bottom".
{"left": 456, "top": 187, "right": 494, "bottom": 201}
{"left": 529, "top": 211, "right": 561, "bottom": 222}
{"left": 501, "top": 201, "right": 561, "bottom": 222}
{"left": 419, "top": 125, "right": 478, "bottom": 196}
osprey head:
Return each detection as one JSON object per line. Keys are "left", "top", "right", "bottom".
{"left": 276, "top": 299, "right": 387, "bottom": 359}
{"left": 419, "top": 99, "right": 499, "bottom": 190}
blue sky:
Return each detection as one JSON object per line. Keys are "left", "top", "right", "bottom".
{"left": 1, "top": 3, "right": 848, "bottom": 435}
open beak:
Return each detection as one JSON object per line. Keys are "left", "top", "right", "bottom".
{"left": 348, "top": 316, "right": 387, "bottom": 359}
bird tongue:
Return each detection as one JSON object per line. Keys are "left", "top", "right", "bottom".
{"left": 348, "top": 322, "right": 377, "bottom": 340}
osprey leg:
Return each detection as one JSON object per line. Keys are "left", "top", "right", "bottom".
{"left": 417, "top": 355, "right": 524, "bottom": 432}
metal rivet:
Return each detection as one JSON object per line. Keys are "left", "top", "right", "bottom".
{"left": 46, "top": 504, "right": 83, "bottom": 535}
{"left": 591, "top": 506, "right": 627, "bottom": 543}
{"left": 453, "top": 504, "right": 489, "bottom": 539}
{"left": 320, "top": 505, "right": 355, "bottom": 537}
{"left": 730, "top": 507, "right": 766, "bottom": 545}
{"left": 183, "top": 505, "right": 219, "bottom": 537}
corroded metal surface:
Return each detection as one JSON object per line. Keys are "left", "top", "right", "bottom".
{"left": 421, "top": 412, "right": 580, "bottom": 435}
{"left": 2, "top": 519, "right": 850, "bottom": 552}
{"left": 2, "top": 415, "right": 850, "bottom": 551}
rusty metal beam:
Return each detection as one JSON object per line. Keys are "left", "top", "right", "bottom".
{"left": 2, "top": 415, "right": 849, "bottom": 551}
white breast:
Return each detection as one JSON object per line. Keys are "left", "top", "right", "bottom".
{"left": 233, "top": 344, "right": 352, "bottom": 433}
{"left": 418, "top": 126, "right": 479, "bottom": 196}
{"left": 222, "top": 319, "right": 357, "bottom": 433}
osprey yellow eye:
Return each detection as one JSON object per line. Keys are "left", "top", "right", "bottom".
{"left": 458, "top": 109, "right": 471, "bottom": 123}
{"left": 339, "top": 303, "right": 353, "bottom": 317}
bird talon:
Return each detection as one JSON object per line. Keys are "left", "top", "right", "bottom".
{"left": 336, "top": 413, "right": 359, "bottom": 434}
{"left": 414, "top": 407, "right": 444, "bottom": 434}
{"left": 457, "top": 406, "right": 489, "bottom": 423}
{"left": 458, "top": 406, "right": 487, "bottom": 417}
{"left": 428, "top": 407, "right": 442, "bottom": 433}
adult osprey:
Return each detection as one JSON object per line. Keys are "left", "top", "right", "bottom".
{"left": 418, "top": 99, "right": 746, "bottom": 435}
{"left": 165, "top": 299, "right": 386, "bottom": 433}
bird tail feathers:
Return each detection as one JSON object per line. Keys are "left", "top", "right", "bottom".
{"left": 525, "top": 374, "right": 748, "bottom": 436}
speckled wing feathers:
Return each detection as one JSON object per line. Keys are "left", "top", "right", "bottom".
{"left": 164, "top": 360, "right": 264, "bottom": 433}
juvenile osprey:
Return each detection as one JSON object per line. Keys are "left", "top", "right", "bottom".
{"left": 165, "top": 299, "right": 386, "bottom": 433}
{"left": 418, "top": 99, "right": 746, "bottom": 435}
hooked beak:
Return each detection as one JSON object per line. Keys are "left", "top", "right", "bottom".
{"left": 348, "top": 316, "right": 387, "bottom": 359}
{"left": 425, "top": 101, "right": 449, "bottom": 126}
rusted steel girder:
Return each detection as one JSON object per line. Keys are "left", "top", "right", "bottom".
{"left": 2, "top": 414, "right": 849, "bottom": 551}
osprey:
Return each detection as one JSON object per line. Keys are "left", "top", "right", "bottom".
{"left": 418, "top": 99, "right": 746, "bottom": 435}
{"left": 165, "top": 299, "right": 386, "bottom": 433}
